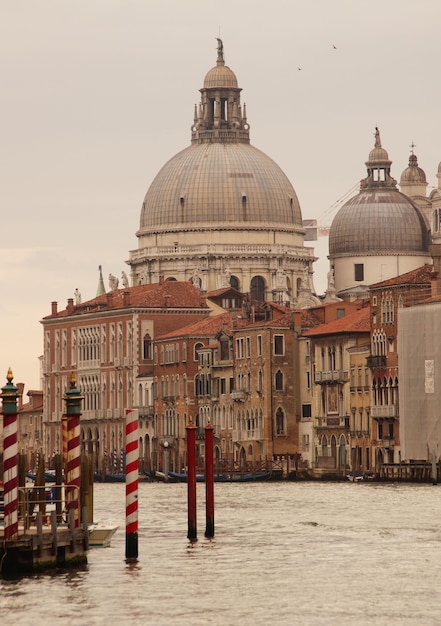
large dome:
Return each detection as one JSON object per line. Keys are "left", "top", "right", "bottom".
{"left": 129, "top": 41, "right": 316, "bottom": 303}
{"left": 139, "top": 142, "right": 302, "bottom": 233}
{"left": 329, "top": 189, "right": 430, "bottom": 255}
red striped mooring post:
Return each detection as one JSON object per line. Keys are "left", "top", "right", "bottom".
{"left": 64, "top": 373, "right": 84, "bottom": 528}
{"left": 204, "top": 418, "right": 215, "bottom": 538}
{"left": 1, "top": 369, "right": 20, "bottom": 541}
{"left": 186, "top": 416, "right": 197, "bottom": 540}
{"left": 125, "top": 408, "right": 139, "bottom": 560}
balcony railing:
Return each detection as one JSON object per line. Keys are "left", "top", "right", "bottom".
{"left": 231, "top": 390, "right": 248, "bottom": 402}
{"left": 316, "top": 416, "right": 349, "bottom": 429}
{"left": 233, "top": 428, "right": 264, "bottom": 441}
{"left": 366, "top": 355, "right": 387, "bottom": 369}
{"left": 371, "top": 405, "right": 397, "bottom": 418}
{"left": 314, "top": 370, "right": 349, "bottom": 384}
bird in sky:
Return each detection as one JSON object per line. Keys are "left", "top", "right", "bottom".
{"left": 298, "top": 67, "right": 302, "bottom": 70}
{"left": 333, "top": 44, "right": 337, "bottom": 49}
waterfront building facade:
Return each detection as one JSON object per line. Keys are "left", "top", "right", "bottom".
{"left": 367, "top": 264, "right": 433, "bottom": 470}
{"left": 40, "top": 281, "right": 211, "bottom": 472}
{"left": 303, "top": 305, "right": 371, "bottom": 476}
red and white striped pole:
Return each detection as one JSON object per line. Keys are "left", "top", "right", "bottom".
{"left": 125, "top": 408, "right": 139, "bottom": 560}
{"left": 64, "top": 374, "right": 84, "bottom": 528}
{"left": 1, "top": 369, "right": 20, "bottom": 540}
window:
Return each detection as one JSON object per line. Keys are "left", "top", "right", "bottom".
{"left": 275, "top": 370, "right": 284, "bottom": 391}
{"left": 302, "top": 404, "right": 312, "bottom": 418}
{"left": 246, "top": 337, "right": 251, "bottom": 358}
{"left": 220, "top": 339, "right": 229, "bottom": 361}
{"left": 250, "top": 275, "right": 265, "bottom": 302}
{"left": 275, "top": 408, "right": 285, "bottom": 435}
{"left": 274, "top": 335, "right": 284, "bottom": 356}
{"left": 354, "top": 263, "right": 364, "bottom": 282}
{"left": 257, "top": 335, "right": 262, "bottom": 356}
{"left": 336, "top": 308, "right": 345, "bottom": 319}
{"left": 194, "top": 342, "right": 204, "bottom": 361}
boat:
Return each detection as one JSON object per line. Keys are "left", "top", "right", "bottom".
{"left": 94, "top": 472, "right": 126, "bottom": 483}
{"left": 26, "top": 470, "right": 57, "bottom": 483}
{"left": 167, "top": 470, "right": 271, "bottom": 483}
{"left": 346, "top": 471, "right": 373, "bottom": 482}
{"left": 88, "top": 523, "right": 119, "bottom": 548}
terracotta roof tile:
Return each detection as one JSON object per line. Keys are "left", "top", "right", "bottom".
{"left": 370, "top": 264, "right": 433, "bottom": 289}
{"left": 303, "top": 306, "right": 371, "bottom": 337}
{"left": 43, "top": 281, "right": 208, "bottom": 319}
{"left": 156, "top": 311, "right": 232, "bottom": 340}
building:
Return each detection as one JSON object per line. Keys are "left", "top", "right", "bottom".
{"left": 40, "top": 281, "right": 211, "bottom": 472}
{"left": 329, "top": 128, "right": 431, "bottom": 297}
{"left": 303, "top": 304, "right": 371, "bottom": 476}
{"left": 127, "top": 41, "right": 317, "bottom": 304}
{"left": 367, "top": 264, "right": 432, "bottom": 468}
{"left": 17, "top": 387, "right": 44, "bottom": 470}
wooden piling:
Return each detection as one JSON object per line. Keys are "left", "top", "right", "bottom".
{"left": 204, "top": 419, "right": 214, "bottom": 538}
{"left": 186, "top": 416, "right": 197, "bottom": 541}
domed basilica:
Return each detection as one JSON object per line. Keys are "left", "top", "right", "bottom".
{"left": 127, "top": 41, "right": 317, "bottom": 305}
{"left": 329, "top": 127, "right": 431, "bottom": 296}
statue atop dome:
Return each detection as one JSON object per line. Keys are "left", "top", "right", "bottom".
{"left": 216, "top": 37, "right": 224, "bottom": 63}
{"left": 374, "top": 126, "right": 381, "bottom": 148}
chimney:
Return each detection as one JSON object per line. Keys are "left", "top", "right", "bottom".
{"left": 123, "top": 291, "right": 131, "bottom": 307}
{"left": 159, "top": 275, "right": 164, "bottom": 284}
{"left": 67, "top": 298, "right": 74, "bottom": 314}
{"left": 51, "top": 301, "right": 58, "bottom": 315}
{"left": 164, "top": 294, "right": 171, "bottom": 307}
{"left": 17, "top": 383, "right": 24, "bottom": 410}
{"left": 107, "top": 292, "right": 113, "bottom": 307}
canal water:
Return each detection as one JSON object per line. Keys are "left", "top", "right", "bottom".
{"left": 2, "top": 481, "right": 441, "bottom": 625}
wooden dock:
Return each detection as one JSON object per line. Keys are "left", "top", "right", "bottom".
{"left": 0, "top": 509, "right": 88, "bottom": 577}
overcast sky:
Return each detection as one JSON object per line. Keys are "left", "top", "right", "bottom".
{"left": 2, "top": 0, "right": 441, "bottom": 390}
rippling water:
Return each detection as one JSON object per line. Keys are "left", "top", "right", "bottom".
{"left": 2, "top": 481, "right": 441, "bottom": 625}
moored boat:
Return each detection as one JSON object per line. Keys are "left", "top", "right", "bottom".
{"left": 88, "top": 523, "right": 119, "bottom": 547}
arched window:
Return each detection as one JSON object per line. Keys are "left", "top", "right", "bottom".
{"left": 250, "top": 276, "right": 265, "bottom": 302}
{"left": 275, "top": 370, "right": 284, "bottom": 391}
{"left": 275, "top": 407, "right": 285, "bottom": 435}
{"left": 143, "top": 333, "right": 152, "bottom": 360}
{"left": 230, "top": 275, "right": 240, "bottom": 290}
{"left": 194, "top": 342, "right": 204, "bottom": 361}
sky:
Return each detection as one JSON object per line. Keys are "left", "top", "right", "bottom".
{"left": 2, "top": 0, "right": 441, "bottom": 390}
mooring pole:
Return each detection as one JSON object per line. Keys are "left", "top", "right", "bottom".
{"left": 125, "top": 408, "right": 139, "bottom": 560}
{"left": 64, "top": 373, "right": 84, "bottom": 528}
{"left": 204, "top": 418, "right": 214, "bottom": 538}
{"left": 1, "top": 369, "right": 20, "bottom": 540}
{"left": 186, "top": 416, "right": 197, "bottom": 541}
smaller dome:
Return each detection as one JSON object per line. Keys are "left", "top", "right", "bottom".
{"left": 400, "top": 154, "right": 427, "bottom": 185}
{"left": 204, "top": 63, "right": 238, "bottom": 89}
{"left": 368, "top": 146, "right": 389, "bottom": 162}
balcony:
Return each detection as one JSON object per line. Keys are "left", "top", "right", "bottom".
{"left": 314, "top": 370, "right": 349, "bottom": 384}
{"left": 371, "top": 405, "right": 397, "bottom": 419}
{"left": 381, "top": 437, "right": 395, "bottom": 448}
{"left": 233, "top": 428, "right": 264, "bottom": 441}
{"left": 316, "top": 416, "right": 350, "bottom": 429}
{"left": 366, "top": 355, "right": 387, "bottom": 369}
{"left": 231, "top": 390, "right": 248, "bottom": 402}
{"left": 134, "top": 405, "right": 155, "bottom": 418}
